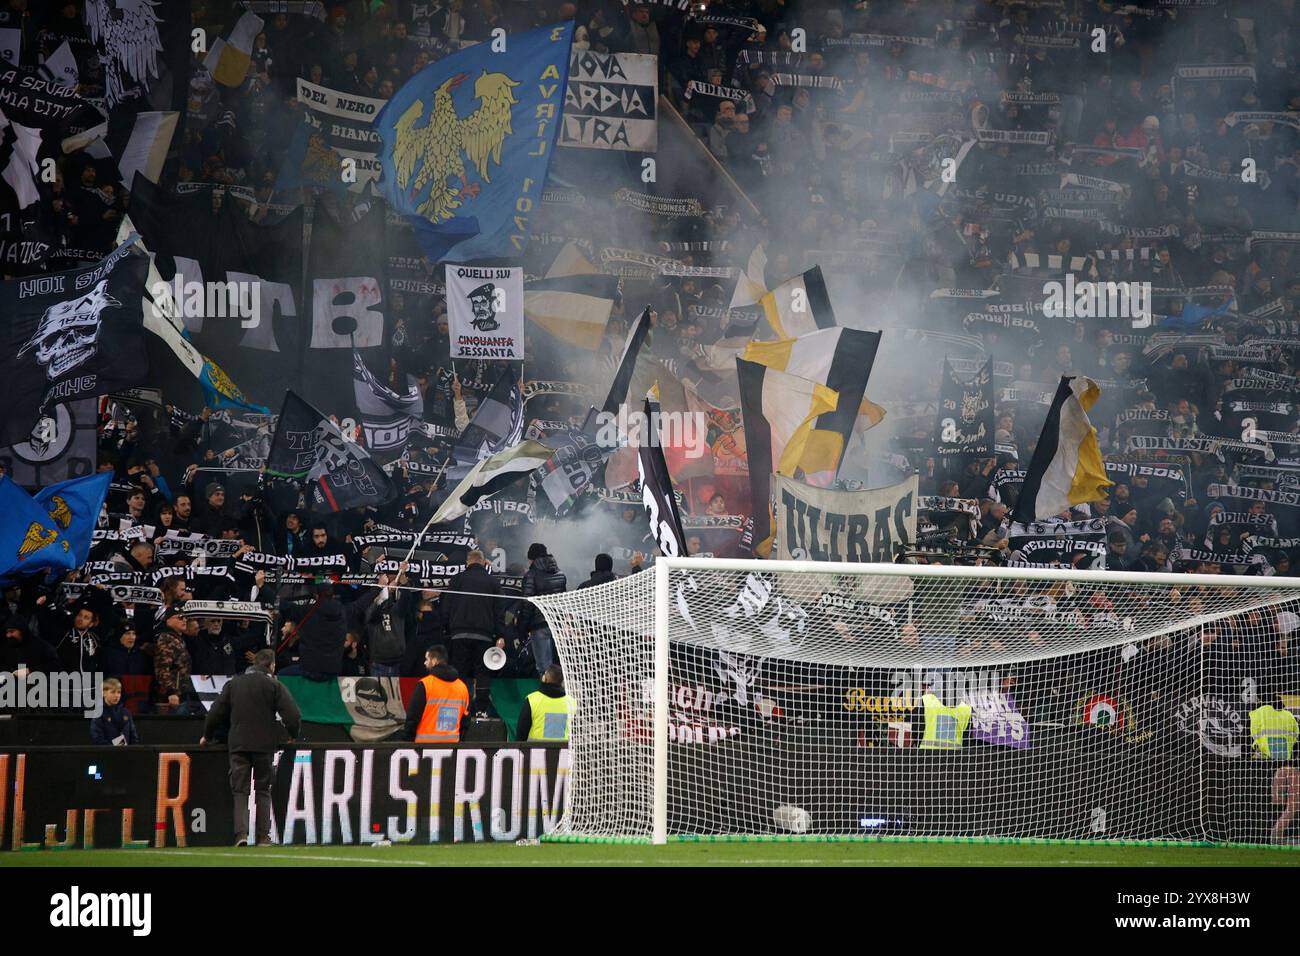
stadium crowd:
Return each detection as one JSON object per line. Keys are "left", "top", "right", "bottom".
{"left": 0, "top": 0, "right": 1298, "bottom": 721}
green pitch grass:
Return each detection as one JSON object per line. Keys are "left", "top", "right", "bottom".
{"left": 2, "top": 841, "right": 1294, "bottom": 867}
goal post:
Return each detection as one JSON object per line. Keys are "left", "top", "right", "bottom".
{"left": 531, "top": 558, "right": 1300, "bottom": 848}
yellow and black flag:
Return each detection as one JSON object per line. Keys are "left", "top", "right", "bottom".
{"left": 741, "top": 327, "right": 880, "bottom": 480}
{"left": 736, "top": 358, "right": 840, "bottom": 556}
{"left": 759, "top": 265, "right": 838, "bottom": 339}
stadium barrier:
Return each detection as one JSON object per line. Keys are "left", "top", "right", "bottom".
{"left": 0, "top": 743, "right": 570, "bottom": 850}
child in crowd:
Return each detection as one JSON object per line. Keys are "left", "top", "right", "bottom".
{"left": 89, "top": 677, "right": 141, "bottom": 746}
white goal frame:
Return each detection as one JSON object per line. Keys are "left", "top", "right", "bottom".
{"left": 647, "top": 557, "right": 1300, "bottom": 846}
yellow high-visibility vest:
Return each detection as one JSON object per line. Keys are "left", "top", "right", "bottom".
{"left": 526, "top": 690, "right": 575, "bottom": 741}
{"left": 920, "top": 692, "right": 971, "bottom": 750}
{"left": 1249, "top": 704, "right": 1298, "bottom": 760}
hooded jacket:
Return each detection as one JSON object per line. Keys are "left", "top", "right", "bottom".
{"left": 0, "top": 619, "right": 60, "bottom": 674}
{"left": 295, "top": 594, "right": 348, "bottom": 677}
{"left": 520, "top": 555, "right": 566, "bottom": 632}
{"left": 576, "top": 569, "right": 619, "bottom": 589}
{"left": 52, "top": 626, "right": 102, "bottom": 673}
{"left": 357, "top": 585, "right": 412, "bottom": 666}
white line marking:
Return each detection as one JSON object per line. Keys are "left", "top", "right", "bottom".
{"left": 170, "top": 849, "right": 432, "bottom": 866}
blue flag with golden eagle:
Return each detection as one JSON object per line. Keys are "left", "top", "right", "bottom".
{"left": 32, "top": 473, "right": 112, "bottom": 571}
{"left": 0, "top": 473, "right": 110, "bottom": 581}
{"left": 373, "top": 21, "right": 575, "bottom": 263}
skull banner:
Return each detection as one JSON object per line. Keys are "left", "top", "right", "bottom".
{"left": 1, "top": 238, "right": 150, "bottom": 446}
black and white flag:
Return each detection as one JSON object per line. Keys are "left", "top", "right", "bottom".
{"left": 266, "top": 391, "right": 397, "bottom": 513}
{"left": 83, "top": 0, "right": 192, "bottom": 113}
{"left": 352, "top": 349, "right": 422, "bottom": 465}
{"left": 639, "top": 396, "right": 689, "bottom": 558}
{"left": 0, "top": 238, "right": 151, "bottom": 446}
{"left": 428, "top": 439, "right": 553, "bottom": 526}
{"left": 454, "top": 364, "right": 524, "bottom": 465}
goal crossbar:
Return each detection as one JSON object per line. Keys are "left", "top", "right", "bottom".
{"left": 532, "top": 558, "right": 1300, "bottom": 847}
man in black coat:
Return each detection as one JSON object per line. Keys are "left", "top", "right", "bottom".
{"left": 0, "top": 618, "right": 60, "bottom": 675}
{"left": 352, "top": 566, "right": 416, "bottom": 678}
{"left": 283, "top": 584, "right": 347, "bottom": 681}
{"left": 576, "top": 553, "right": 618, "bottom": 589}
{"left": 520, "top": 543, "right": 567, "bottom": 677}
{"left": 201, "top": 649, "right": 301, "bottom": 846}
{"left": 442, "top": 550, "right": 504, "bottom": 709}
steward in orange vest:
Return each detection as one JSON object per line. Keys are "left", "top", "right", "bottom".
{"left": 403, "top": 645, "right": 470, "bottom": 743}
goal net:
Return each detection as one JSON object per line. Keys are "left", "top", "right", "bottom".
{"left": 531, "top": 559, "right": 1300, "bottom": 847}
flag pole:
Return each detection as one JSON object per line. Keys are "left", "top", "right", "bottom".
{"left": 404, "top": 453, "right": 456, "bottom": 564}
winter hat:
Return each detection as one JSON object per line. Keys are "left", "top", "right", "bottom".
{"left": 594, "top": 553, "right": 613, "bottom": 573}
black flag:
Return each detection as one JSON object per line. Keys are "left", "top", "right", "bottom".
{"left": 602, "top": 306, "right": 652, "bottom": 415}
{"left": 127, "top": 173, "right": 304, "bottom": 407}
{"left": 0, "top": 238, "right": 151, "bottom": 446}
{"left": 352, "top": 349, "right": 422, "bottom": 465}
{"left": 303, "top": 199, "right": 390, "bottom": 415}
{"left": 639, "top": 396, "right": 689, "bottom": 557}
{"left": 83, "top": 0, "right": 192, "bottom": 114}
{"left": 266, "top": 391, "right": 397, "bottom": 513}
{"left": 453, "top": 363, "right": 524, "bottom": 464}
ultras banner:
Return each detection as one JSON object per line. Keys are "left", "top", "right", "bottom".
{"left": 0, "top": 240, "right": 150, "bottom": 446}
{"left": 558, "top": 50, "right": 657, "bottom": 151}
{"left": 773, "top": 474, "right": 918, "bottom": 562}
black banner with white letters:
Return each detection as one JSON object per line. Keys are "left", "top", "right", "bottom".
{"left": 266, "top": 391, "right": 396, "bottom": 513}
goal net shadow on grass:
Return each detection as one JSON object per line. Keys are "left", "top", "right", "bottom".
{"left": 532, "top": 559, "right": 1300, "bottom": 849}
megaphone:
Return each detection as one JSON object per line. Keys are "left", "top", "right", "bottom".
{"left": 483, "top": 645, "right": 507, "bottom": 671}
